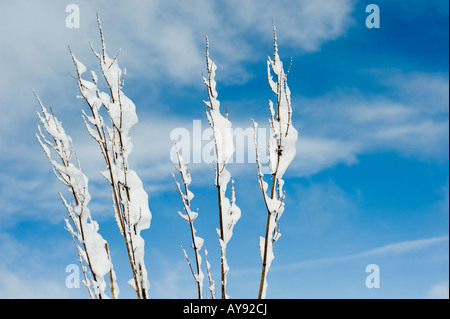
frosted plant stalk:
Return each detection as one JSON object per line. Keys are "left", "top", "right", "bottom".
{"left": 202, "top": 37, "right": 241, "bottom": 299}
{"left": 254, "top": 26, "right": 298, "bottom": 299}
{"left": 69, "top": 15, "right": 151, "bottom": 299}
{"left": 35, "top": 92, "right": 118, "bottom": 299}
{"left": 172, "top": 142, "right": 205, "bottom": 298}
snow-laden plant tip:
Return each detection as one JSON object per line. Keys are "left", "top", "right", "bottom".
{"left": 35, "top": 16, "right": 298, "bottom": 299}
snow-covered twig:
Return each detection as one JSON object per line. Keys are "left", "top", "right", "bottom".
{"left": 202, "top": 37, "right": 241, "bottom": 299}
{"left": 204, "top": 249, "right": 215, "bottom": 299}
{"left": 172, "top": 143, "right": 204, "bottom": 299}
{"left": 254, "top": 26, "right": 298, "bottom": 299}
{"left": 35, "top": 91, "right": 118, "bottom": 299}
{"left": 68, "top": 14, "right": 151, "bottom": 299}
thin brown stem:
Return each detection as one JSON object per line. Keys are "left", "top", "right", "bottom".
{"left": 257, "top": 173, "right": 277, "bottom": 299}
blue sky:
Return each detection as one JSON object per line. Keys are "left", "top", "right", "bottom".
{"left": 0, "top": 0, "right": 448, "bottom": 298}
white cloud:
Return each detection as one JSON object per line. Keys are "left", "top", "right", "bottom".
{"left": 294, "top": 71, "right": 449, "bottom": 167}
{"left": 0, "top": 0, "right": 357, "bottom": 173}
{"left": 0, "top": 0, "right": 357, "bottom": 101}
{"left": 0, "top": 0, "right": 356, "bottom": 175}
{"left": 291, "top": 137, "right": 360, "bottom": 176}
{"left": 0, "top": 266, "right": 75, "bottom": 298}
{"left": 374, "top": 121, "right": 449, "bottom": 158}
{"left": 0, "top": 232, "right": 83, "bottom": 298}
{"left": 386, "top": 72, "right": 449, "bottom": 115}
{"left": 225, "top": 0, "right": 356, "bottom": 51}
{"left": 349, "top": 103, "right": 414, "bottom": 124}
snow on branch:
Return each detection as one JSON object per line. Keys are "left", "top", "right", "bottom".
{"left": 255, "top": 25, "right": 298, "bottom": 299}
{"left": 172, "top": 142, "right": 205, "bottom": 299}
{"left": 68, "top": 14, "right": 151, "bottom": 299}
{"left": 202, "top": 37, "right": 241, "bottom": 299}
{"left": 35, "top": 91, "right": 118, "bottom": 299}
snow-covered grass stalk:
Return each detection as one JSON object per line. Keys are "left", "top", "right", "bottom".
{"left": 68, "top": 15, "right": 151, "bottom": 299}
{"left": 35, "top": 92, "right": 118, "bottom": 299}
{"left": 172, "top": 143, "right": 204, "bottom": 299}
{"left": 254, "top": 26, "right": 298, "bottom": 299}
{"left": 202, "top": 37, "right": 241, "bottom": 299}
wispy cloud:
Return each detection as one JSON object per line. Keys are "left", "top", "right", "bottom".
{"left": 275, "top": 235, "right": 449, "bottom": 272}
{"left": 234, "top": 235, "right": 449, "bottom": 275}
